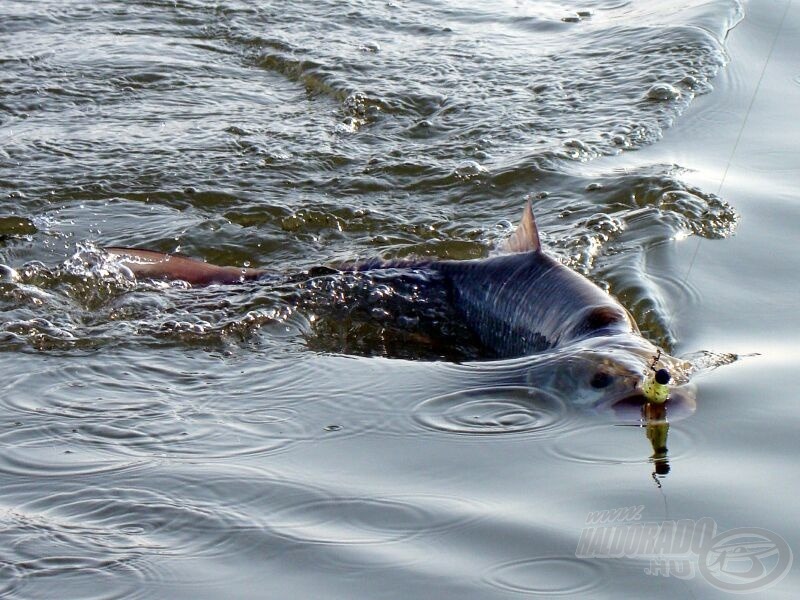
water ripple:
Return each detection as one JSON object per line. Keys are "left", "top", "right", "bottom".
{"left": 269, "top": 493, "right": 483, "bottom": 547}
{"left": 2, "top": 466, "right": 326, "bottom": 590}
{"left": 0, "top": 504, "right": 145, "bottom": 600}
{"left": 0, "top": 434, "right": 148, "bottom": 477}
{"left": 483, "top": 556, "right": 608, "bottom": 596}
{"left": 547, "top": 423, "right": 698, "bottom": 466}
{"left": 412, "top": 386, "right": 576, "bottom": 438}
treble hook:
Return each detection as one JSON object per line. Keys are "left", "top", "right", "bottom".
{"left": 649, "top": 349, "right": 662, "bottom": 373}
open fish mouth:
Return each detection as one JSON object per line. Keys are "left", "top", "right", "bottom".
{"left": 607, "top": 384, "right": 697, "bottom": 424}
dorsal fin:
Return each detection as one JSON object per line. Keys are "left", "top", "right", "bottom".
{"left": 503, "top": 200, "right": 541, "bottom": 253}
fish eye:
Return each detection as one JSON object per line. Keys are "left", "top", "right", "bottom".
{"left": 590, "top": 371, "right": 613, "bottom": 388}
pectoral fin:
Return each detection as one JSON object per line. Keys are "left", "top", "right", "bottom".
{"left": 107, "top": 247, "right": 263, "bottom": 286}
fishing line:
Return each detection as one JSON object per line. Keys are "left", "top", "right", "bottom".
{"left": 652, "top": 1, "right": 791, "bottom": 496}
{"left": 667, "top": 0, "right": 792, "bottom": 335}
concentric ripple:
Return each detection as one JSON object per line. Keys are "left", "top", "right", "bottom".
{"left": 73, "top": 412, "right": 306, "bottom": 460}
{"left": 269, "top": 493, "right": 482, "bottom": 546}
{"left": 483, "top": 556, "right": 608, "bottom": 596}
{"left": 1, "top": 465, "right": 333, "bottom": 591}
{"left": 0, "top": 505, "right": 145, "bottom": 600}
{"left": 0, "top": 401, "right": 308, "bottom": 464}
{"left": 546, "top": 423, "right": 697, "bottom": 466}
{"left": 412, "top": 386, "right": 575, "bottom": 437}
{"left": 0, "top": 424, "right": 149, "bottom": 477}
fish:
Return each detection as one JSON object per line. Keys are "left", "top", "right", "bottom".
{"left": 107, "top": 202, "right": 695, "bottom": 470}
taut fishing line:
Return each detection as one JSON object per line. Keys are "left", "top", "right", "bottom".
{"left": 667, "top": 0, "right": 792, "bottom": 334}
{"left": 651, "top": 1, "right": 792, "bottom": 493}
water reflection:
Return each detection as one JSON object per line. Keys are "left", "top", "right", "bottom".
{"left": 644, "top": 402, "right": 671, "bottom": 476}
{"left": 0, "top": 0, "right": 757, "bottom": 596}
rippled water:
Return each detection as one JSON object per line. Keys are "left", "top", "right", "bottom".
{"left": 2, "top": 0, "right": 799, "bottom": 598}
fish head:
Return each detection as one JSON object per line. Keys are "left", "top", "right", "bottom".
{"left": 517, "top": 334, "right": 695, "bottom": 476}
{"left": 523, "top": 334, "right": 696, "bottom": 422}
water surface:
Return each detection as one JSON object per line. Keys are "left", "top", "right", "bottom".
{"left": 1, "top": 0, "right": 798, "bottom": 598}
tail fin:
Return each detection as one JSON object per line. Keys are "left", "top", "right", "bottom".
{"left": 503, "top": 200, "right": 541, "bottom": 253}
{"left": 107, "top": 247, "right": 263, "bottom": 286}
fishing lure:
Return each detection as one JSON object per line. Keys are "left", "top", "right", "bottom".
{"left": 642, "top": 350, "right": 671, "bottom": 403}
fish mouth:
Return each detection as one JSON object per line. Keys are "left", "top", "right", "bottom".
{"left": 608, "top": 384, "right": 697, "bottom": 423}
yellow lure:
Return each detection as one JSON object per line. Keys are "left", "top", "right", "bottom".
{"left": 642, "top": 367, "right": 671, "bottom": 404}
